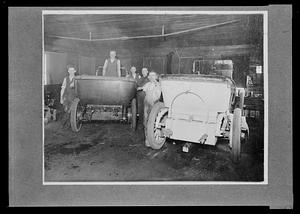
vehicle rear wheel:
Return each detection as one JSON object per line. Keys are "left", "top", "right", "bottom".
{"left": 70, "top": 98, "right": 83, "bottom": 132}
{"left": 231, "top": 108, "right": 242, "bottom": 163}
{"left": 131, "top": 98, "right": 137, "bottom": 130}
{"left": 146, "top": 102, "right": 168, "bottom": 150}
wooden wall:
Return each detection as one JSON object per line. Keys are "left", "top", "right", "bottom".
{"left": 44, "top": 43, "right": 256, "bottom": 87}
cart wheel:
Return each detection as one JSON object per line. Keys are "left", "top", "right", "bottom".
{"left": 146, "top": 102, "right": 168, "bottom": 150}
{"left": 231, "top": 108, "right": 242, "bottom": 163}
{"left": 131, "top": 98, "right": 137, "bottom": 130}
{"left": 70, "top": 98, "right": 83, "bottom": 132}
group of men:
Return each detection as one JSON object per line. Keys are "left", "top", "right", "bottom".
{"left": 60, "top": 50, "right": 162, "bottom": 147}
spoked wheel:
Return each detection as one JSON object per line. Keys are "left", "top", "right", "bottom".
{"left": 231, "top": 108, "right": 242, "bottom": 163}
{"left": 130, "top": 98, "right": 137, "bottom": 130}
{"left": 146, "top": 102, "right": 168, "bottom": 150}
{"left": 70, "top": 98, "right": 84, "bottom": 132}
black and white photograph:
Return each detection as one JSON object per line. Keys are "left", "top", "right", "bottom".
{"left": 9, "top": 6, "right": 293, "bottom": 207}
{"left": 42, "top": 10, "right": 268, "bottom": 183}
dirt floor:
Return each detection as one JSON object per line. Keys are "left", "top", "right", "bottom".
{"left": 44, "top": 118, "right": 264, "bottom": 182}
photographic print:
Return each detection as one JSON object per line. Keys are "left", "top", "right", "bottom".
{"left": 42, "top": 10, "right": 268, "bottom": 184}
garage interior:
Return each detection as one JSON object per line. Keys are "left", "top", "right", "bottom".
{"left": 43, "top": 13, "right": 264, "bottom": 182}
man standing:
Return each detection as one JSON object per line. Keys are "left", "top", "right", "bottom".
{"left": 60, "top": 65, "right": 77, "bottom": 128}
{"left": 136, "top": 68, "right": 149, "bottom": 128}
{"left": 138, "top": 67, "right": 149, "bottom": 87}
{"left": 137, "top": 71, "right": 162, "bottom": 147}
{"left": 102, "top": 50, "right": 121, "bottom": 77}
{"left": 127, "top": 66, "right": 141, "bottom": 81}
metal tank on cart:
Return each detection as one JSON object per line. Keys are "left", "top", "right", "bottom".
{"left": 69, "top": 75, "right": 137, "bottom": 132}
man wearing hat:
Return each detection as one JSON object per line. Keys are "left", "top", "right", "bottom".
{"left": 60, "top": 65, "right": 77, "bottom": 128}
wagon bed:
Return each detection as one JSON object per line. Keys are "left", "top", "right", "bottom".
{"left": 75, "top": 75, "right": 137, "bottom": 106}
{"left": 70, "top": 75, "right": 137, "bottom": 132}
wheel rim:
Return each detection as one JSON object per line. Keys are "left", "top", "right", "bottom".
{"left": 76, "top": 102, "right": 83, "bottom": 130}
{"left": 153, "top": 108, "right": 167, "bottom": 145}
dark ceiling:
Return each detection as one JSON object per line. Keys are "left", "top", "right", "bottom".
{"left": 44, "top": 14, "right": 263, "bottom": 56}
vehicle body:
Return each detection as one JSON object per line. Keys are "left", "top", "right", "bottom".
{"left": 146, "top": 74, "right": 249, "bottom": 162}
{"left": 69, "top": 75, "right": 137, "bottom": 132}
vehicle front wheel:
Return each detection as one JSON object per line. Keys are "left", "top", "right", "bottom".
{"left": 146, "top": 102, "right": 168, "bottom": 150}
{"left": 70, "top": 98, "right": 83, "bottom": 132}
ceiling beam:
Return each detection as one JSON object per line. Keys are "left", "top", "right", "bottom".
{"left": 47, "top": 19, "right": 240, "bottom": 42}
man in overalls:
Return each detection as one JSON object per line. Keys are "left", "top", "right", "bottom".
{"left": 60, "top": 65, "right": 77, "bottom": 128}
{"left": 102, "top": 50, "right": 126, "bottom": 119}
{"left": 102, "top": 50, "right": 121, "bottom": 77}
{"left": 137, "top": 71, "right": 162, "bottom": 146}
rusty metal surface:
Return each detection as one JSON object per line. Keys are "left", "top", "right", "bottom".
{"left": 74, "top": 75, "right": 137, "bottom": 105}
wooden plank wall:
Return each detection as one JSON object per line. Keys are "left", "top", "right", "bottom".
{"left": 44, "top": 43, "right": 255, "bottom": 85}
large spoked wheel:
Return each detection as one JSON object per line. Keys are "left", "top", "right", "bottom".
{"left": 146, "top": 102, "right": 168, "bottom": 150}
{"left": 231, "top": 108, "right": 242, "bottom": 163}
{"left": 70, "top": 98, "right": 83, "bottom": 132}
{"left": 131, "top": 98, "right": 137, "bottom": 130}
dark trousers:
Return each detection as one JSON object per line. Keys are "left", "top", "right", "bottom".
{"left": 61, "top": 110, "right": 71, "bottom": 128}
{"left": 137, "top": 91, "right": 146, "bottom": 125}
{"left": 61, "top": 91, "right": 75, "bottom": 128}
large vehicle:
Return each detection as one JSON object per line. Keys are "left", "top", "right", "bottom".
{"left": 69, "top": 75, "right": 137, "bottom": 132}
{"left": 146, "top": 74, "right": 249, "bottom": 162}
